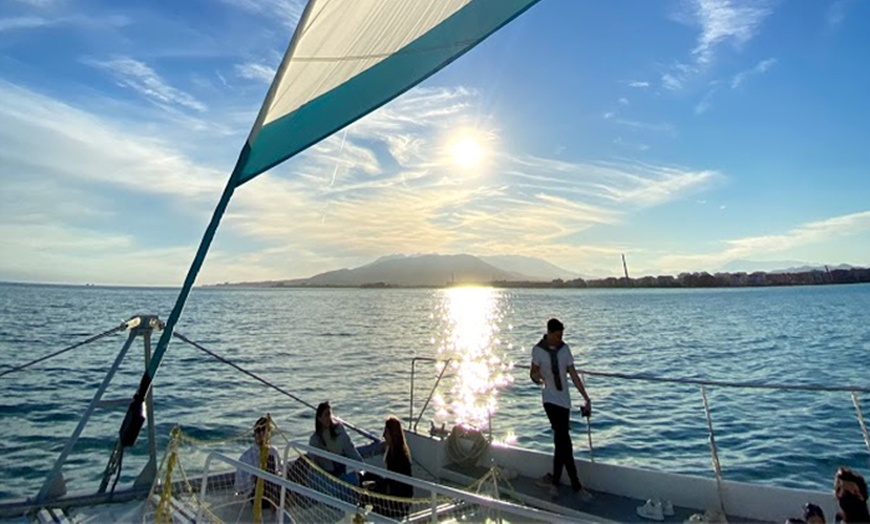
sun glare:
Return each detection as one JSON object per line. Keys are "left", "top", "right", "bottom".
{"left": 450, "top": 135, "right": 484, "bottom": 168}
{"left": 430, "top": 287, "right": 514, "bottom": 430}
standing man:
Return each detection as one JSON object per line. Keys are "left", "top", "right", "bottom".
{"left": 530, "top": 318, "right": 592, "bottom": 500}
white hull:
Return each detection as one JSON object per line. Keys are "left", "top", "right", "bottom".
{"left": 404, "top": 430, "right": 837, "bottom": 523}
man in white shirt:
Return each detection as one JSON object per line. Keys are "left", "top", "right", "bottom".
{"left": 530, "top": 318, "right": 592, "bottom": 500}
{"left": 235, "top": 416, "right": 281, "bottom": 508}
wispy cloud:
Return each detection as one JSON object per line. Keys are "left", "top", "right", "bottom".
{"left": 220, "top": 0, "right": 305, "bottom": 27}
{"left": 0, "top": 81, "right": 222, "bottom": 199}
{"left": 82, "top": 56, "right": 207, "bottom": 112}
{"left": 694, "top": 86, "right": 719, "bottom": 114}
{"left": 235, "top": 62, "right": 276, "bottom": 83}
{"left": 0, "top": 14, "right": 129, "bottom": 32}
{"left": 628, "top": 81, "right": 650, "bottom": 88}
{"left": 693, "top": 58, "right": 774, "bottom": 114}
{"left": 826, "top": 0, "right": 852, "bottom": 27}
{"left": 663, "top": 0, "right": 773, "bottom": 90}
{"left": 0, "top": 16, "right": 49, "bottom": 31}
{"left": 730, "top": 57, "right": 776, "bottom": 89}
{"left": 655, "top": 210, "right": 870, "bottom": 272}
{"left": 614, "top": 118, "right": 675, "bottom": 134}
{"left": 723, "top": 211, "right": 870, "bottom": 254}
{"left": 9, "top": 0, "right": 57, "bottom": 6}
{"left": 618, "top": 97, "right": 630, "bottom": 106}
{"left": 691, "top": 0, "right": 772, "bottom": 65}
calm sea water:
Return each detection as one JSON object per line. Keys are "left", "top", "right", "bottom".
{"left": 1, "top": 282, "right": 868, "bottom": 502}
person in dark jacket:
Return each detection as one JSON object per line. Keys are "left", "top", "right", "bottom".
{"left": 834, "top": 467, "right": 869, "bottom": 523}
{"left": 366, "top": 416, "right": 413, "bottom": 518}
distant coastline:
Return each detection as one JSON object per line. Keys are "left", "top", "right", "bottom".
{"left": 214, "top": 266, "right": 870, "bottom": 289}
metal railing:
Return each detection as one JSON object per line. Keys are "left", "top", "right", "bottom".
{"left": 408, "top": 358, "right": 870, "bottom": 464}
{"left": 197, "top": 443, "right": 577, "bottom": 523}
{"left": 408, "top": 358, "right": 870, "bottom": 514}
{"left": 282, "top": 441, "right": 576, "bottom": 523}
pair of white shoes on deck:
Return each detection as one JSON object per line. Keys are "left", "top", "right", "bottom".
{"left": 636, "top": 498, "right": 675, "bottom": 521}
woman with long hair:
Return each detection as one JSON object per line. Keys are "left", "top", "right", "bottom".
{"left": 382, "top": 416, "right": 413, "bottom": 498}
{"left": 366, "top": 416, "right": 413, "bottom": 519}
{"left": 309, "top": 401, "right": 363, "bottom": 485}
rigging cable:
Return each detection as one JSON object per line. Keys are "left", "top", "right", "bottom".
{"left": 0, "top": 322, "right": 128, "bottom": 379}
{"left": 172, "top": 331, "right": 380, "bottom": 442}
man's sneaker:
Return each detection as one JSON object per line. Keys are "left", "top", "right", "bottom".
{"left": 662, "top": 499, "right": 675, "bottom": 517}
{"left": 535, "top": 473, "right": 554, "bottom": 488}
{"left": 574, "top": 487, "right": 593, "bottom": 503}
{"left": 548, "top": 485, "right": 559, "bottom": 499}
{"left": 636, "top": 499, "right": 665, "bottom": 521}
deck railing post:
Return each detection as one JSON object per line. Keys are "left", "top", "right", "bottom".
{"left": 36, "top": 325, "right": 140, "bottom": 502}
{"left": 581, "top": 372, "right": 594, "bottom": 462}
{"left": 414, "top": 359, "right": 451, "bottom": 433}
{"left": 410, "top": 358, "right": 417, "bottom": 431}
{"left": 851, "top": 392, "right": 870, "bottom": 467}
{"left": 700, "top": 386, "right": 726, "bottom": 515}
{"left": 430, "top": 491, "right": 438, "bottom": 523}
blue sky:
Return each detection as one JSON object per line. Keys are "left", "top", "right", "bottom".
{"left": 1, "top": 0, "right": 868, "bottom": 286}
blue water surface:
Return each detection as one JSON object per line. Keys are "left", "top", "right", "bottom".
{"left": 0, "top": 282, "right": 868, "bottom": 502}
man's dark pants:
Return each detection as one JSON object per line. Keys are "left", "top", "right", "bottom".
{"left": 543, "top": 402, "right": 581, "bottom": 491}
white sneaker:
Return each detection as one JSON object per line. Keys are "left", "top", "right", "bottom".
{"left": 637, "top": 499, "right": 665, "bottom": 521}
{"left": 684, "top": 513, "right": 706, "bottom": 524}
{"left": 662, "top": 499, "right": 675, "bottom": 516}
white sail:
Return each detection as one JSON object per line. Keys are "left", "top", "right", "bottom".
{"left": 235, "top": 0, "right": 540, "bottom": 184}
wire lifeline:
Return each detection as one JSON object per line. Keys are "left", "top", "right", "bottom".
{"left": 514, "top": 364, "right": 870, "bottom": 393}
{"left": 0, "top": 322, "right": 127, "bottom": 378}
{"left": 172, "top": 331, "right": 380, "bottom": 442}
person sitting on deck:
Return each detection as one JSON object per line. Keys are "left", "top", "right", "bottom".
{"left": 309, "top": 401, "right": 364, "bottom": 486}
{"left": 834, "top": 466, "right": 870, "bottom": 523}
{"left": 235, "top": 415, "right": 282, "bottom": 508}
{"left": 786, "top": 503, "right": 826, "bottom": 524}
{"left": 363, "top": 416, "right": 413, "bottom": 518}
{"left": 804, "top": 502, "right": 826, "bottom": 524}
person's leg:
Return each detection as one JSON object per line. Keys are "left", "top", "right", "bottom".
{"left": 561, "top": 414, "right": 582, "bottom": 491}
{"left": 543, "top": 403, "right": 566, "bottom": 485}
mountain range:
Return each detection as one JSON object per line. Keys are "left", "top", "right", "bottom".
{"left": 214, "top": 255, "right": 863, "bottom": 288}
{"left": 223, "top": 253, "right": 581, "bottom": 287}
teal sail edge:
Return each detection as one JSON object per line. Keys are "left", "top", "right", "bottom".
{"left": 235, "top": 0, "right": 541, "bottom": 186}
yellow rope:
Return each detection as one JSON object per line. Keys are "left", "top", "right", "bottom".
{"left": 252, "top": 414, "right": 274, "bottom": 524}
{"left": 154, "top": 427, "right": 180, "bottom": 524}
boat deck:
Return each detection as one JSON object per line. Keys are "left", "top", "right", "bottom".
{"left": 439, "top": 462, "right": 770, "bottom": 523}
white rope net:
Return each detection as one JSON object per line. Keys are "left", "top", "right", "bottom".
{"left": 142, "top": 419, "right": 558, "bottom": 523}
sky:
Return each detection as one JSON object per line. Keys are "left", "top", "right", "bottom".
{"left": 1, "top": 0, "right": 868, "bottom": 286}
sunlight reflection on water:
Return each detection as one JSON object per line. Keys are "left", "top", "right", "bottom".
{"left": 430, "top": 287, "right": 515, "bottom": 430}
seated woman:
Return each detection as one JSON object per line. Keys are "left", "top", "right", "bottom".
{"left": 365, "top": 416, "right": 413, "bottom": 519}
{"left": 834, "top": 466, "right": 869, "bottom": 523}
{"left": 309, "top": 402, "right": 363, "bottom": 486}
{"left": 380, "top": 416, "right": 413, "bottom": 498}
{"left": 235, "top": 416, "right": 281, "bottom": 508}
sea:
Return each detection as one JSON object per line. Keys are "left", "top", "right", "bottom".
{"left": 1, "top": 282, "right": 868, "bottom": 503}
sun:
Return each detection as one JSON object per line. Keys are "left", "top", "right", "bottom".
{"left": 449, "top": 135, "right": 484, "bottom": 168}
